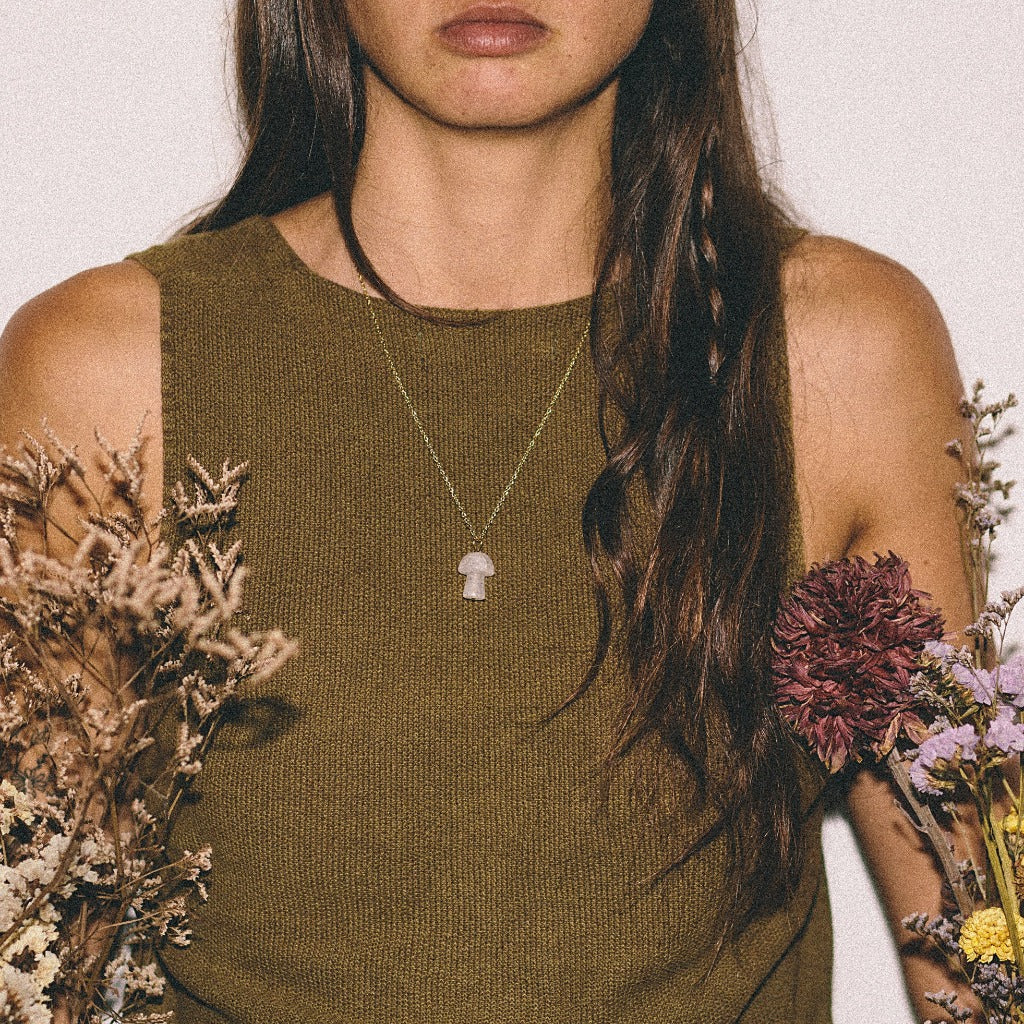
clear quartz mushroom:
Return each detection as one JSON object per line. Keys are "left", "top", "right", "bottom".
{"left": 458, "top": 551, "right": 495, "bottom": 601}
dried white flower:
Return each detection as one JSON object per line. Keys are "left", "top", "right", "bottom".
{"left": 0, "top": 779, "right": 36, "bottom": 836}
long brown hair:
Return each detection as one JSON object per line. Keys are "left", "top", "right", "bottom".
{"left": 196, "top": 0, "right": 806, "bottom": 934}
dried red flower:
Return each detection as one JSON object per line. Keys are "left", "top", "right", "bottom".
{"left": 772, "top": 552, "right": 944, "bottom": 772}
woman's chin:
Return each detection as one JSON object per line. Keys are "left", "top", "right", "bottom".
{"left": 399, "top": 73, "right": 617, "bottom": 134}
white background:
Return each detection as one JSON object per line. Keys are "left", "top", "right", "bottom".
{"left": 2, "top": 2, "right": 1022, "bottom": 1019}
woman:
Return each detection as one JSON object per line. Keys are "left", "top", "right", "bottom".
{"left": 0, "top": 1, "right": 973, "bottom": 1020}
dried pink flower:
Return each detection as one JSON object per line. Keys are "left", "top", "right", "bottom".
{"left": 772, "top": 552, "right": 945, "bottom": 772}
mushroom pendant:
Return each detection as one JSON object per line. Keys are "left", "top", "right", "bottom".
{"left": 458, "top": 551, "right": 495, "bottom": 601}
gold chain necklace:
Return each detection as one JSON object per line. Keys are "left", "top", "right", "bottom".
{"left": 359, "top": 277, "right": 589, "bottom": 601}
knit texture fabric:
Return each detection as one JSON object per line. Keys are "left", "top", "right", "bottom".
{"left": 129, "top": 216, "right": 832, "bottom": 1024}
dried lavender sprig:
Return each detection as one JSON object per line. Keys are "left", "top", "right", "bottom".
{"left": 949, "top": 382, "right": 1018, "bottom": 628}
{"left": 923, "top": 988, "right": 973, "bottom": 1023}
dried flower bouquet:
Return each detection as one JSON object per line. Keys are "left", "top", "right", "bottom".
{"left": 773, "top": 382, "right": 1023, "bottom": 1022}
{"left": 0, "top": 426, "right": 296, "bottom": 1023}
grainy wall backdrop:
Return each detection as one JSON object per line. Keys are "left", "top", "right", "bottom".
{"left": 2, "top": 3, "right": 1022, "bottom": 1019}
{"left": 745, "top": 5, "right": 1023, "bottom": 1018}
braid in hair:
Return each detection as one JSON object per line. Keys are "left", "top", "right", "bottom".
{"left": 575, "top": 1, "right": 808, "bottom": 938}
{"left": 695, "top": 131, "right": 727, "bottom": 382}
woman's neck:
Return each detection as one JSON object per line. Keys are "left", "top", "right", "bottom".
{"left": 276, "top": 72, "right": 615, "bottom": 310}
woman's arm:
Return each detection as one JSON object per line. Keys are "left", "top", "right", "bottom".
{"left": 0, "top": 261, "right": 162, "bottom": 500}
{"left": 0, "top": 263, "right": 161, "bottom": 1018}
{"left": 1, "top": 261, "right": 164, "bottom": 813}
{"left": 784, "top": 236, "right": 978, "bottom": 1021}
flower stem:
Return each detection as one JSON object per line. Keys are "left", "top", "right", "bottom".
{"left": 886, "top": 749, "right": 976, "bottom": 918}
{"left": 981, "top": 801, "right": 1024, "bottom": 968}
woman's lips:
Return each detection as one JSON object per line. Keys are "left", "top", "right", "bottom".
{"left": 437, "top": 5, "right": 549, "bottom": 57}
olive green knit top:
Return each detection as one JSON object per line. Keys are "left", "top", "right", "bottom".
{"left": 129, "top": 216, "right": 832, "bottom": 1024}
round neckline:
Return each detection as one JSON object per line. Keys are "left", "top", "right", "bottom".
{"left": 251, "top": 214, "right": 595, "bottom": 322}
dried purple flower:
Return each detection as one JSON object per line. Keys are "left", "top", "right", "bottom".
{"left": 951, "top": 663, "right": 997, "bottom": 706}
{"left": 923, "top": 989, "right": 973, "bottom": 1024}
{"left": 995, "top": 654, "right": 1024, "bottom": 707}
{"left": 772, "top": 552, "right": 945, "bottom": 772}
{"left": 985, "top": 709, "right": 1024, "bottom": 755}
{"left": 925, "top": 724, "right": 981, "bottom": 763}
{"left": 910, "top": 724, "right": 980, "bottom": 795}
{"left": 902, "top": 911, "right": 962, "bottom": 959}
{"left": 924, "top": 640, "right": 956, "bottom": 663}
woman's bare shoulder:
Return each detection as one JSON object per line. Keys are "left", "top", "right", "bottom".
{"left": 780, "top": 234, "right": 964, "bottom": 565}
{"left": 0, "top": 261, "right": 163, "bottom": 507}
{"left": 782, "top": 233, "right": 952, "bottom": 367}
{"left": 781, "top": 233, "right": 960, "bottom": 444}
{"left": 2, "top": 260, "right": 159, "bottom": 370}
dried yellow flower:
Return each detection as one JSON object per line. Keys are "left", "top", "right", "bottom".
{"left": 959, "top": 907, "right": 1024, "bottom": 963}
{"left": 1002, "top": 810, "right": 1021, "bottom": 834}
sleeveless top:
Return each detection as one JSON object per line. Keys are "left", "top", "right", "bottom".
{"left": 129, "top": 216, "right": 833, "bottom": 1024}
